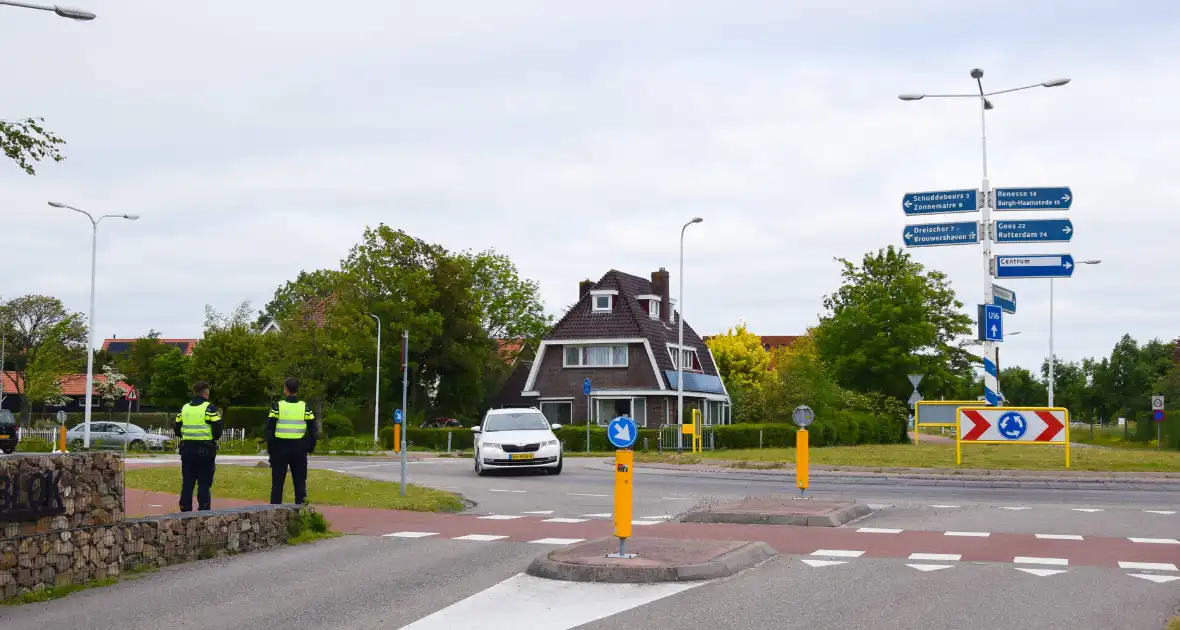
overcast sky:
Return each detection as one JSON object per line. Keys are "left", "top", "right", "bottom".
{"left": 3, "top": 0, "right": 1177, "bottom": 374}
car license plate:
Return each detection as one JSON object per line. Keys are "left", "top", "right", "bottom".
{"left": 0, "top": 435, "right": 8, "bottom": 440}
{"left": 509, "top": 453, "right": 534, "bottom": 461}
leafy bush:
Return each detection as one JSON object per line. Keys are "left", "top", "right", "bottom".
{"left": 554, "top": 426, "right": 659, "bottom": 452}
{"left": 322, "top": 413, "right": 354, "bottom": 439}
{"left": 222, "top": 406, "right": 271, "bottom": 437}
{"left": 322, "top": 436, "right": 380, "bottom": 454}
{"left": 219, "top": 438, "right": 264, "bottom": 455}
{"left": 15, "top": 436, "right": 54, "bottom": 453}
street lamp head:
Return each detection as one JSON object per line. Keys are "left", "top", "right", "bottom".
{"left": 898, "top": 93, "right": 925, "bottom": 101}
{"left": 983, "top": 99, "right": 995, "bottom": 110}
{"left": 970, "top": 68, "right": 984, "bottom": 80}
{"left": 1079, "top": 259, "right": 1102, "bottom": 265}
{"left": 122, "top": 214, "right": 139, "bottom": 221}
{"left": 54, "top": 6, "right": 96, "bottom": 20}
{"left": 690, "top": 217, "right": 703, "bottom": 224}
{"left": 48, "top": 201, "right": 68, "bottom": 208}
{"left": 1042, "top": 78, "right": 1071, "bottom": 88}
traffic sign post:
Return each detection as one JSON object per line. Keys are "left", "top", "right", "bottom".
{"left": 1152, "top": 396, "right": 1165, "bottom": 450}
{"left": 993, "top": 186, "right": 1073, "bottom": 211}
{"left": 393, "top": 408, "right": 403, "bottom": 454}
{"left": 583, "top": 378, "right": 592, "bottom": 454}
{"left": 903, "top": 221, "right": 980, "bottom": 248}
{"left": 791, "top": 405, "right": 814, "bottom": 497}
{"left": 956, "top": 407, "right": 1070, "bottom": 468}
{"left": 994, "top": 219, "right": 1074, "bottom": 243}
{"left": 901, "top": 189, "right": 981, "bottom": 215}
{"left": 607, "top": 415, "right": 638, "bottom": 559}
{"left": 991, "top": 284, "right": 1017, "bottom": 314}
{"left": 977, "top": 304, "right": 1003, "bottom": 342}
{"left": 53, "top": 410, "right": 68, "bottom": 453}
{"left": 994, "top": 254, "right": 1075, "bottom": 279}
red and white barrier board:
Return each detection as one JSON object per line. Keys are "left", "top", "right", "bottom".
{"left": 956, "top": 407, "right": 1069, "bottom": 444}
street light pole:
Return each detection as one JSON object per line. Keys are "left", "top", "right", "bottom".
{"left": 677, "top": 217, "right": 703, "bottom": 453}
{"left": 369, "top": 313, "right": 380, "bottom": 446}
{"left": 49, "top": 201, "right": 138, "bottom": 448}
{"left": 1048, "top": 260, "right": 1101, "bottom": 407}
{"left": 0, "top": 1, "right": 95, "bottom": 20}
{"left": 899, "top": 70, "right": 1070, "bottom": 409}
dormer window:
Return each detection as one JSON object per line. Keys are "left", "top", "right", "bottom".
{"left": 636, "top": 294, "right": 662, "bottom": 320}
{"left": 590, "top": 289, "right": 618, "bottom": 312}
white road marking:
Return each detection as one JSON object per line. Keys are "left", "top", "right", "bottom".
{"left": 581, "top": 513, "right": 613, "bottom": 518}
{"left": 1036, "top": 534, "right": 1084, "bottom": 540}
{"left": 385, "top": 532, "right": 437, "bottom": 538}
{"left": 1071, "top": 508, "right": 1104, "bottom": 513}
{"left": 945, "top": 531, "right": 990, "bottom": 537}
{"left": 568, "top": 493, "right": 609, "bottom": 498}
{"left": 1014, "top": 557, "right": 1068, "bottom": 566}
{"left": 523, "top": 511, "right": 555, "bottom": 515}
{"left": 866, "top": 503, "right": 892, "bottom": 510}
{"left": 929, "top": 504, "right": 960, "bottom": 508}
{"left": 479, "top": 515, "right": 525, "bottom": 521}
{"left": 1000, "top": 506, "right": 1030, "bottom": 511}
{"left": 543, "top": 518, "right": 589, "bottom": 524}
{"left": 630, "top": 520, "right": 660, "bottom": 526}
{"left": 857, "top": 527, "right": 902, "bottom": 534}
{"left": 530, "top": 538, "right": 585, "bottom": 545}
{"left": 1129, "top": 574, "right": 1180, "bottom": 584}
{"left": 909, "top": 553, "right": 961, "bottom": 561}
{"left": 662, "top": 496, "right": 693, "bottom": 500}
{"left": 1143, "top": 510, "right": 1177, "bottom": 515}
{"left": 811, "top": 549, "right": 865, "bottom": 558}
{"left": 1129, "top": 537, "right": 1180, "bottom": 545}
{"left": 488, "top": 489, "right": 527, "bottom": 493}
{"left": 906, "top": 564, "right": 953, "bottom": 572}
{"left": 1118, "top": 561, "right": 1178, "bottom": 571}
{"left": 801, "top": 559, "right": 847, "bottom": 568}
{"left": 148, "top": 504, "right": 163, "bottom": 507}
{"left": 452, "top": 534, "right": 509, "bottom": 542}
{"left": 398, "top": 572, "right": 702, "bottom": 629}
{"left": 1016, "top": 568, "right": 1067, "bottom": 577}
{"left": 638, "top": 515, "right": 673, "bottom": 520}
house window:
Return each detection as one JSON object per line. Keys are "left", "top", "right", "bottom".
{"left": 593, "top": 397, "right": 646, "bottom": 427}
{"left": 594, "top": 295, "right": 612, "bottom": 311}
{"left": 648, "top": 300, "right": 660, "bottom": 319}
{"left": 563, "top": 345, "right": 629, "bottom": 368}
{"left": 667, "top": 345, "right": 700, "bottom": 371}
{"left": 539, "top": 400, "right": 573, "bottom": 426}
{"left": 589, "top": 289, "right": 618, "bottom": 313}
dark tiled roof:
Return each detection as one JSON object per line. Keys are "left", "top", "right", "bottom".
{"left": 102, "top": 338, "right": 198, "bottom": 356}
{"left": 546, "top": 269, "right": 718, "bottom": 378}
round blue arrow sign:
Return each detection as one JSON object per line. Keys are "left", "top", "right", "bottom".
{"left": 607, "top": 416, "right": 637, "bottom": 449}
{"left": 582, "top": 378, "right": 592, "bottom": 396}
{"left": 394, "top": 409, "right": 404, "bottom": 425}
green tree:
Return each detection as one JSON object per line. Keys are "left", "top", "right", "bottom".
{"left": 813, "top": 247, "right": 976, "bottom": 424}
{"left": 999, "top": 367, "right": 1047, "bottom": 407}
{"left": 191, "top": 303, "right": 269, "bottom": 408}
{"left": 0, "top": 295, "right": 87, "bottom": 424}
{"left": 147, "top": 347, "right": 193, "bottom": 410}
{"left": 94, "top": 364, "right": 128, "bottom": 421}
{"left": 115, "top": 329, "right": 173, "bottom": 401}
{"left": 705, "top": 322, "right": 771, "bottom": 392}
{"left": 255, "top": 269, "right": 341, "bottom": 329}
{"left": 261, "top": 295, "right": 365, "bottom": 414}
{"left": 459, "top": 249, "right": 552, "bottom": 355}
{"left": 1, "top": 117, "right": 66, "bottom": 175}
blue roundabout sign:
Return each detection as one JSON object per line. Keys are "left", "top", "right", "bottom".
{"left": 997, "top": 411, "right": 1028, "bottom": 440}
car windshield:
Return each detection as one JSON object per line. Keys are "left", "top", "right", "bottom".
{"left": 0, "top": 411, "right": 15, "bottom": 426}
{"left": 483, "top": 412, "right": 550, "bottom": 432}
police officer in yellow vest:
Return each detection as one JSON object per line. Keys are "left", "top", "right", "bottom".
{"left": 266, "top": 377, "right": 318, "bottom": 504}
{"left": 174, "top": 380, "right": 222, "bottom": 512}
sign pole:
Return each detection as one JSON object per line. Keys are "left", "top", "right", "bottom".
{"left": 583, "top": 378, "right": 592, "bottom": 453}
{"left": 606, "top": 414, "right": 638, "bottom": 559}
{"left": 400, "top": 329, "right": 409, "bottom": 498}
{"left": 1152, "top": 396, "right": 1165, "bottom": 451}
{"left": 791, "top": 405, "right": 814, "bottom": 498}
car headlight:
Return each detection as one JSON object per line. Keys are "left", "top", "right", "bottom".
{"left": 482, "top": 443, "right": 500, "bottom": 450}
{"left": 543, "top": 440, "right": 559, "bottom": 447}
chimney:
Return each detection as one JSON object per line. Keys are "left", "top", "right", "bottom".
{"left": 651, "top": 267, "right": 671, "bottom": 323}
{"left": 578, "top": 279, "right": 594, "bottom": 300}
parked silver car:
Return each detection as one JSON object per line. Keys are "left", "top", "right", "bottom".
{"left": 66, "top": 422, "right": 171, "bottom": 451}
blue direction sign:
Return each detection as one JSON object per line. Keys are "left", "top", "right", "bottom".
{"left": 607, "top": 416, "right": 638, "bottom": 449}
{"left": 394, "top": 409, "right": 404, "bottom": 425}
{"left": 991, "top": 284, "right": 1016, "bottom": 314}
{"left": 977, "top": 304, "right": 1003, "bottom": 342}
{"left": 903, "top": 221, "right": 979, "bottom": 248}
{"left": 582, "top": 378, "right": 592, "bottom": 396}
{"left": 902, "top": 189, "right": 980, "bottom": 216}
{"left": 995, "top": 219, "right": 1074, "bottom": 243}
{"left": 994, "top": 254, "right": 1075, "bottom": 279}
{"left": 994, "top": 186, "right": 1073, "bottom": 211}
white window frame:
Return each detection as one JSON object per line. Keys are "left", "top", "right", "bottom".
{"left": 589, "top": 289, "right": 618, "bottom": 313}
{"left": 563, "top": 344, "right": 629, "bottom": 368}
{"left": 666, "top": 343, "right": 700, "bottom": 371}
{"left": 538, "top": 399, "right": 574, "bottom": 425}
{"left": 591, "top": 395, "right": 647, "bottom": 427}
{"left": 636, "top": 294, "right": 662, "bottom": 320}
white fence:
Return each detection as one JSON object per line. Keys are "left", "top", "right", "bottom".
{"left": 18, "top": 427, "right": 247, "bottom": 444}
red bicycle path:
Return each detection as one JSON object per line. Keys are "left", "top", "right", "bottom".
{"left": 123, "top": 489, "right": 1180, "bottom": 571}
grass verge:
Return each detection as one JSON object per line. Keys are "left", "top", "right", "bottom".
{"left": 634, "top": 442, "right": 1180, "bottom": 473}
{"left": 1, "top": 564, "right": 157, "bottom": 606}
{"left": 288, "top": 509, "right": 342, "bottom": 545}
{"left": 125, "top": 466, "right": 466, "bottom": 512}
{"left": 1167, "top": 615, "right": 1180, "bottom": 630}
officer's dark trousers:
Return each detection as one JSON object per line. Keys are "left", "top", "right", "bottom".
{"left": 179, "top": 446, "right": 216, "bottom": 512}
{"left": 270, "top": 449, "right": 309, "bottom": 505}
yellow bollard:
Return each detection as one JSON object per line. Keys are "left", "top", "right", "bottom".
{"left": 59, "top": 426, "right": 68, "bottom": 452}
{"left": 393, "top": 424, "right": 401, "bottom": 454}
{"left": 796, "top": 429, "right": 809, "bottom": 495}
{"left": 613, "top": 449, "right": 634, "bottom": 541}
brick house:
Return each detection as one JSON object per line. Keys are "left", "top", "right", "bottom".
{"left": 507, "top": 268, "right": 731, "bottom": 427}
{"left": 0, "top": 371, "right": 138, "bottom": 413}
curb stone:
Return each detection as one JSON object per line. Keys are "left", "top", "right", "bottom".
{"left": 526, "top": 539, "right": 776, "bottom": 584}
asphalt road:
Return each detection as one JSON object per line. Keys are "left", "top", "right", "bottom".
{"left": 7, "top": 535, "right": 1178, "bottom": 630}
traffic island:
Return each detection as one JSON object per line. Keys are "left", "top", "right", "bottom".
{"left": 526, "top": 537, "right": 775, "bottom": 583}
{"left": 680, "top": 496, "right": 871, "bottom": 527}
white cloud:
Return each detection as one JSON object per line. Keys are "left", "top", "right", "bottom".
{"left": 2, "top": 0, "right": 1177, "bottom": 374}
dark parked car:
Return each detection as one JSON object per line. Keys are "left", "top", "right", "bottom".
{"left": 0, "top": 410, "right": 18, "bottom": 454}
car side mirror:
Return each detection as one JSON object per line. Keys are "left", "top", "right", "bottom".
{"left": 551, "top": 424, "right": 563, "bottom": 430}
{"left": 471, "top": 426, "right": 481, "bottom": 433}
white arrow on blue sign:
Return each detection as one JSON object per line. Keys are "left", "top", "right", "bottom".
{"left": 978, "top": 304, "right": 1004, "bottom": 342}
{"left": 901, "top": 189, "right": 980, "bottom": 216}
{"left": 995, "top": 219, "right": 1074, "bottom": 243}
{"left": 394, "top": 409, "right": 404, "bottom": 424}
{"left": 994, "top": 186, "right": 1073, "bottom": 211}
{"left": 607, "top": 416, "right": 637, "bottom": 449}
{"left": 902, "top": 221, "right": 979, "bottom": 248}
{"left": 582, "top": 378, "right": 592, "bottom": 396}
{"left": 992, "top": 284, "right": 1016, "bottom": 314}
{"left": 994, "top": 254, "right": 1075, "bottom": 279}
